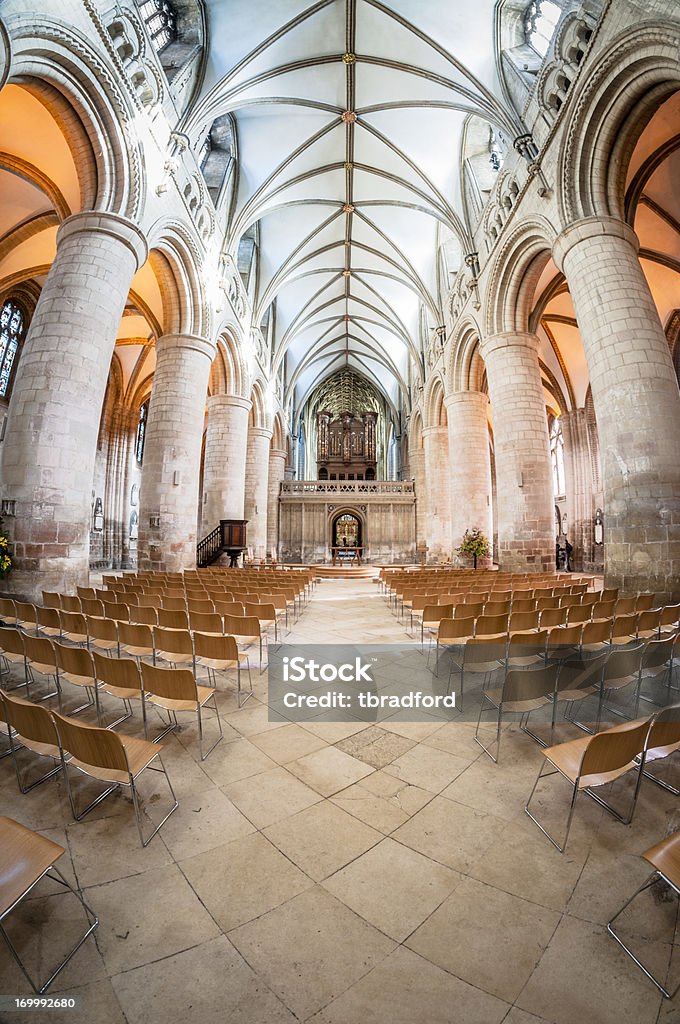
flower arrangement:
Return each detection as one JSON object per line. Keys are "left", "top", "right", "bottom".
{"left": 0, "top": 520, "right": 12, "bottom": 578}
{"left": 457, "top": 528, "right": 490, "bottom": 570}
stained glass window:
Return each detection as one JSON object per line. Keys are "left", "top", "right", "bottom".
{"left": 139, "top": 0, "right": 177, "bottom": 53}
{"left": 135, "top": 400, "right": 149, "bottom": 464}
{"left": 0, "top": 299, "right": 25, "bottom": 398}
{"left": 550, "top": 417, "right": 566, "bottom": 497}
{"left": 524, "top": 0, "right": 562, "bottom": 58}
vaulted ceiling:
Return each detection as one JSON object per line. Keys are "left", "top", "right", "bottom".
{"left": 190, "top": 0, "right": 520, "bottom": 415}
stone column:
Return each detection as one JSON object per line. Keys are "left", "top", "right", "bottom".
{"left": 554, "top": 217, "right": 680, "bottom": 599}
{"left": 267, "top": 447, "right": 287, "bottom": 559}
{"left": 244, "top": 426, "right": 272, "bottom": 560}
{"left": 409, "top": 437, "right": 427, "bottom": 560}
{"left": 0, "top": 211, "right": 147, "bottom": 599}
{"left": 201, "top": 394, "right": 251, "bottom": 530}
{"left": 445, "top": 391, "right": 493, "bottom": 564}
{"left": 422, "top": 425, "right": 451, "bottom": 563}
{"left": 480, "top": 332, "right": 554, "bottom": 572}
{"left": 138, "top": 334, "right": 216, "bottom": 572}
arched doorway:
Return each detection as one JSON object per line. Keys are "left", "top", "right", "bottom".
{"left": 333, "top": 511, "right": 361, "bottom": 548}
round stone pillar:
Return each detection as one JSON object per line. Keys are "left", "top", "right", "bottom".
{"left": 445, "top": 391, "right": 493, "bottom": 565}
{"left": 422, "top": 425, "right": 451, "bottom": 563}
{"left": 409, "top": 435, "right": 427, "bottom": 559}
{"left": 267, "top": 447, "right": 287, "bottom": 560}
{"left": 202, "top": 394, "right": 251, "bottom": 530}
{"left": 480, "top": 332, "right": 554, "bottom": 572}
{"left": 554, "top": 217, "right": 680, "bottom": 599}
{"left": 138, "top": 334, "right": 216, "bottom": 572}
{"left": 0, "top": 211, "right": 147, "bottom": 599}
{"left": 244, "top": 426, "right": 272, "bottom": 561}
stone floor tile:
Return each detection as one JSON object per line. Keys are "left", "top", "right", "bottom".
{"left": 154, "top": 785, "right": 255, "bottom": 861}
{"left": 223, "top": 766, "right": 322, "bottom": 828}
{"left": 227, "top": 887, "right": 395, "bottom": 1020}
{"left": 392, "top": 794, "right": 503, "bottom": 872}
{"left": 249, "top": 722, "right": 329, "bottom": 764}
{"left": 406, "top": 876, "right": 560, "bottom": 1003}
{"left": 334, "top": 725, "right": 416, "bottom": 768}
{"left": 323, "top": 837, "right": 460, "bottom": 941}
{"left": 179, "top": 831, "right": 314, "bottom": 931}
{"left": 263, "top": 799, "right": 383, "bottom": 881}
{"left": 383, "top": 743, "right": 471, "bottom": 792}
{"left": 286, "top": 745, "right": 375, "bottom": 796}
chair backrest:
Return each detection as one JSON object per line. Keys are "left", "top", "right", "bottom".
{"left": 0, "top": 625, "right": 24, "bottom": 657}
{"left": 509, "top": 610, "right": 539, "bottom": 632}
{"left": 42, "top": 591, "right": 61, "bottom": 609}
{"left": 93, "top": 650, "right": 141, "bottom": 691}
{"left": 600, "top": 588, "right": 619, "bottom": 602}
{"left": 567, "top": 605, "right": 591, "bottom": 625}
{"left": 223, "top": 614, "right": 261, "bottom": 637}
{"left": 86, "top": 615, "right": 118, "bottom": 642}
{"left": 647, "top": 702, "right": 680, "bottom": 751}
{"left": 52, "top": 711, "right": 128, "bottom": 774}
{"left": 3, "top": 690, "right": 60, "bottom": 748}
{"left": 438, "top": 616, "right": 475, "bottom": 641}
{"left": 508, "top": 629, "right": 548, "bottom": 657}
{"left": 641, "top": 635, "right": 675, "bottom": 670}
{"left": 118, "top": 621, "right": 153, "bottom": 647}
{"left": 214, "top": 601, "right": 245, "bottom": 617}
{"left": 157, "top": 609, "right": 189, "bottom": 629}
{"left": 36, "top": 605, "right": 60, "bottom": 628}
{"left": 193, "top": 631, "right": 239, "bottom": 661}
{"left": 59, "top": 595, "right": 81, "bottom": 613}
{"left": 610, "top": 613, "right": 638, "bottom": 638}
{"left": 548, "top": 624, "right": 582, "bottom": 649}
{"left": 580, "top": 719, "right": 650, "bottom": 779}
{"left": 14, "top": 601, "right": 37, "bottom": 627}
{"left": 636, "top": 593, "right": 656, "bottom": 611}
{"left": 23, "top": 634, "right": 56, "bottom": 667}
{"left": 660, "top": 604, "right": 680, "bottom": 627}
{"left": 457, "top": 601, "right": 484, "bottom": 619}
{"left": 54, "top": 641, "right": 95, "bottom": 678}
{"left": 539, "top": 607, "right": 568, "bottom": 628}
{"left": 511, "top": 598, "right": 537, "bottom": 613}
{"left": 581, "top": 619, "right": 611, "bottom": 644}
{"left": 76, "top": 587, "right": 96, "bottom": 600}
{"left": 136, "top": 593, "right": 160, "bottom": 609}
{"left": 423, "top": 604, "right": 454, "bottom": 624}
{"left": 615, "top": 597, "right": 637, "bottom": 615}
{"left": 106, "top": 603, "right": 130, "bottom": 622}
{"left": 154, "top": 626, "right": 193, "bottom": 655}
{"left": 484, "top": 600, "right": 511, "bottom": 616}
{"left": 130, "top": 605, "right": 158, "bottom": 626}
{"left": 80, "top": 598, "right": 105, "bottom": 617}
{"left": 503, "top": 664, "right": 559, "bottom": 704}
{"left": 59, "top": 610, "right": 88, "bottom": 635}
{"left": 160, "top": 596, "right": 187, "bottom": 611}
{"left": 140, "top": 662, "right": 197, "bottom": 702}
{"left": 604, "top": 642, "right": 644, "bottom": 681}
{"left": 475, "top": 614, "right": 509, "bottom": 638}
{"left": 186, "top": 599, "right": 214, "bottom": 614}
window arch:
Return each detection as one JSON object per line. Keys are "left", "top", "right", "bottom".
{"left": 135, "top": 400, "right": 149, "bottom": 464}
{"left": 550, "top": 416, "right": 566, "bottom": 497}
{"left": 0, "top": 298, "right": 26, "bottom": 398}
{"left": 138, "top": 0, "right": 177, "bottom": 53}
{"left": 524, "top": 0, "right": 562, "bottom": 58}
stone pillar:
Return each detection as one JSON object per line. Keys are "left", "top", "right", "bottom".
{"left": 201, "top": 394, "right": 251, "bottom": 530}
{"left": 244, "top": 426, "right": 272, "bottom": 560}
{"left": 138, "top": 334, "right": 216, "bottom": 572}
{"left": 554, "top": 217, "right": 680, "bottom": 599}
{"left": 267, "top": 447, "right": 287, "bottom": 559}
{"left": 422, "top": 425, "right": 451, "bottom": 563}
{"left": 445, "top": 391, "right": 493, "bottom": 564}
{"left": 409, "top": 436, "right": 427, "bottom": 560}
{"left": 480, "top": 332, "right": 554, "bottom": 572}
{"left": 0, "top": 211, "right": 147, "bottom": 599}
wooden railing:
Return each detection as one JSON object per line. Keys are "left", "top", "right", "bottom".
{"left": 196, "top": 524, "right": 223, "bottom": 567}
{"left": 280, "top": 480, "right": 415, "bottom": 495}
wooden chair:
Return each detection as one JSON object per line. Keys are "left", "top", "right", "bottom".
{"left": 566, "top": 604, "right": 592, "bottom": 626}
{"left": 223, "top": 614, "right": 266, "bottom": 672}
{"left": 76, "top": 587, "right": 96, "bottom": 601}
{"left": 608, "top": 828, "right": 680, "bottom": 998}
{"left": 129, "top": 604, "right": 158, "bottom": 626}
{"left": 53, "top": 642, "right": 97, "bottom": 717}
{"left": 186, "top": 599, "right": 214, "bottom": 615}
{"left": 525, "top": 717, "right": 650, "bottom": 851}
{"left": 0, "top": 626, "right": 28, "bottom": 692}
{"left": 508, "top": 610, "right": 540, "bottom": 635}
{"left": 580, "top": 619, "right": 611, "bottom": 654}
{"left": 14, "top": 602, "right": 37, "bottom": 634}
{"left": 52, "top": 711, "right": 178, "bottom": 846}
{"left": 475, "top": 663, "right": 560, "bottom": 761}
{"left": 638, "top": 636, "right": 676, "bottom": 709}
{"left": 117, "top": 622, "right": 154, "bottom": 661}
{"left": 41, "top": 591, "right": 61, "bottom": 609}
{"left": 615, "top": 596, "right": 637, "bottom": 615}
{"left": 636, "top": 608, "right": 662, "bottom": 641}
{"left": 609, "top": 614, "right": 639, "bottom": 646}
{"left": 153, "top": 627, "right": 194, "bottom": 668}
{"left": 244, "top": 602, "right": 280, "bottom": 643}
{"left": 659, "top": 604, "right": 680, "bottom": 637}
{"left": 85, "top": 616, "right": 119, "bottom": 656}
{"left": 0, "top": 816, "right": 98, "bottom": 993}
{"left": 193, "top": 632, "right": 252, "bottom": 707}
{"left": 0, "top": 597, "right": 19, "bottom": 626}
{"left": 214, "top": 600, "right": 245, "bottom": 618}
{"left": 636, "top": 701, "right": 680, "bottom": 795}
{"left": 59, "top": 596, "right": 81, "bottom": 613}
{"left": 105, "top": 603, "right": 130, "bottom": 623}
{"left": 80, "top": 598, "right": 105, "bottom": 618}
{"left": 93, "top": 651, "right": 145, "bottom": 731}
{"left": 58, "top": 610, "right": 89, "bottom": 646}
{"left": 539, "top": 606, "right": 568, "bottom": 630}
{"left": 636, "top": 594, "right": 657, "bottom": 612}
{"left": 506, "top": 629, "right": 548, "bottom": 671}
{"left": 432, "top": 616, "right": 476, "bottom": 680}
{"left": 1, "top": 690, "right": 65, "bottom": 793}
{"left": 159, "top": 596, "right": 187, "bottom": 612}
{"left": 23, "top": 635, "right": 59, "bottom": 703}
{"left": 140, "top": 662, "right": 223, "bottom": 760}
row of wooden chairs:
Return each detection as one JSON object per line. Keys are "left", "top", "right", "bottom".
{"left": 0, "top": 623, "right": 255, "bottom": 707}
{"left": 391, "top": 582, "right": 595, "bottom": 615}
{"left": 0, "top": 687, "right": 179, "bottom": 845}
{"left": 468, "top": 634, "right": 678, "bottom": 748}
{"left": 46, "top": 587, "right": 300, "bottom": 624}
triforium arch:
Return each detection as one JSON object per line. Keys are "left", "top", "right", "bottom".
{"left": 7, "top": 16, "right": 146, "bottom": 219}
{"left": 484, "top": 216, "right": 557, "bottom": 339}
{"left": 145, "top": 222, "right": 208, "bottom": 339}
{"left": 557, "top": 19, "right": 680, "bottom": 225}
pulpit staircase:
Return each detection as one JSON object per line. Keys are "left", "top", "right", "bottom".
{"left": 196, "top": 519, "right": 247, "bottom": 568}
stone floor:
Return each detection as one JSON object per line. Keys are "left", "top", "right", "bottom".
{"left": 0, "top": 578, "right": 678, "bottom": 1024}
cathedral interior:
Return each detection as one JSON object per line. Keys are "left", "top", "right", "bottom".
{"left": 0, "top": 1, "right": 679, "bottom": 1021}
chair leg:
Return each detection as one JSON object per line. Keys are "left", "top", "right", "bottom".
{"left": 9, "top": 734, "right": 63, "bottom": 794}
{"left": 0, "top": 865, "right": 98, "bottom": 994}
{"left": 607, "top": 871, "right": 680, "bottom": 999}
{"left": 62, "top": 759, "right": 119, "bottom": 821}
{"left": 197, "top": 693, "right": 223, "bottom": 760}
{"left": 474, "top": 697, "right": 502, "bottom": 763}
{"left": 129, "top": 755, "right": 178, "bottom": 847}
{"left": 524, "top": 760, "right": 579, "bottom": 853}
